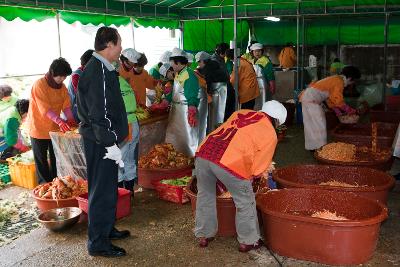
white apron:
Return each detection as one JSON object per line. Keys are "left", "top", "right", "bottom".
{"left": 253, "top": 65, "right": 267, "bottom": 111}
{"left": 393, "top": 123, "right": 400, "bottom": 158}
{"left": 207, "top": 82, "right": 227, "bottom": 132}
{"left": 301, "top": 87, "right": 330, "bottom": 150}
{"left": 165, "top": 79, "right": 199, "bottom": 157}
{"left": 197, "top": 87, "right": 208, "bottom": 144}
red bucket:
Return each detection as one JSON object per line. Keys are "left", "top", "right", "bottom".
{"left": 76, "top": 188, "right": 131, "bottom": 220}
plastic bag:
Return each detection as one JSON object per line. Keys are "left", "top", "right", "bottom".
{"left": 357, "top": 82, "right": 383, "bottom": 108}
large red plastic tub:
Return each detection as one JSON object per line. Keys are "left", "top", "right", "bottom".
{"left": 332, "top": 122, "right": 397, "bottom": 148}
{"left": 370, "top": 104, "right": 400, "bottom": 123}
{"left": 76, "top": 188, "right": 131, "bottom": 220}
{"left": 138, "top": 165, "right": 193, "bottom": 189}
{"left": 257, "top": 188, "right": 388, "bottom": 266}
{"left": 184, "top": 177, "right": 236, "bottom": 237}
{"left": 273, "top": 165, "right": 395, "bottom": 204}
{"left": 314, "top": 149, "right": 394, "bottom": 171}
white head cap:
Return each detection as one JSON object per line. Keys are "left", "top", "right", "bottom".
{"left": 170, "top": 47, "right": 187, "bottom": 58}
{"left": 249, "top": 43, "right": 264, "bottom": 51}
{"left": 186, "top": 53, "right": 194, "bottom": 63}
{"left": 261, "top": 100, "right": 287, "bottom": 126}
{"left": 195, "top": 51, "right": 211, "bottom": 62}
{"left": 159, "top": 51, "right": 172, "bottom": 64}
{"left": 121, "top": 48, "right": 141, "bottom": 63}
{"left": 159, "top": 63, "right": 171, "bottom": 77}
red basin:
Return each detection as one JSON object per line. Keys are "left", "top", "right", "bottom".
{"left": 314, "top": 150, "right": 394, "bottom": 171}
{"left": 257, "top": 188, "right": 388, "bottom": 266}
{"left": 273, "top": 164, "right": 395, "bottom": 204}
{"left": 332, "top": 122, "right": 397, "bottom": 148}
{"left": 184, "top": 177, "right": 236, "bottom": 237}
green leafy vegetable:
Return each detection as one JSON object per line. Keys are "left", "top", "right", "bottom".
{"left": 160, "top": 176, "right": 191, "bottom": 186}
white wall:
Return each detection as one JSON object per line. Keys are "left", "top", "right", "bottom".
{"left": 0, "top": 17, "right": 181, "bottom": 96}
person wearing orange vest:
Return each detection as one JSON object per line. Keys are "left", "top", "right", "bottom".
{"left": 119, "top": 48, "right": 158, "bottom": 107}
{"left": 27, "top": 58, "right": 74, "bottom": 184}
{"left": 278, "top": 43, "right": 297, "bottom": 69}
{"left": 300, "top": 66, "right": 361, "bottom": 150}
{"left": 228, "top": 51, "right": 260, "bottom": 110}
{"left": 194, "top": 100, "right": 287, "bottom": 252}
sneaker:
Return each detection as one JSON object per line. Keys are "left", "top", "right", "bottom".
{"left": 238, "top": 239, "right": 264, "bottom": 253}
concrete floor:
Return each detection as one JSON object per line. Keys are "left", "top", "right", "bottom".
{"left": 0, "top": 125, "right": 399, "bottom": 267}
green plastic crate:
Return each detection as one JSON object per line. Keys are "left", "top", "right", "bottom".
{"left": 0, "top": 164, "right": 11, "bottom": 184}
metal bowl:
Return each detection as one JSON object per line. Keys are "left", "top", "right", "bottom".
{"left": 37, "top": 207, "right": 82, "bottom": 232}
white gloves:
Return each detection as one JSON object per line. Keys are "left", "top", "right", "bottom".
{"left": 103, "top": 144, "right": 124, "bottom": 168}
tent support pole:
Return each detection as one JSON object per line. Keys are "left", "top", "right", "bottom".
{"left": 130, "top": 18, "right": 135, "bottom": 49}
{"left": 323, "top": 45, "right": 327, "bottom": 78}
{"left": 296, "top": 10, "right": 300, "bottom": 90}
{"left": 337, "top": 16, "right": 341, "bottom": 58}
{"left": 383, "top": 12, "right": 389, "bottom": 109}
{"left": 301, "top": 16, "right": 305, "bottom": 88}
{"left": 180, "top": 21, "right": 184, "bottom": 49}
{"left": 233, "top": 0, "right": 239, "bottom": 111}
{"left": 56, "top": 12, "right": 62, "bottom": 57}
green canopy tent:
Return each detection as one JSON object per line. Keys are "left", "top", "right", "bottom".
{"left": 1, "top": 0, "right": 400, "bottom": 106}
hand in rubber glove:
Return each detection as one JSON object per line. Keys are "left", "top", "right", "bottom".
{"left": 333, "top": 107, "right": 344, "bottom": 117}
{"left": 58, "top": 121, "right": 72, "bottom": 133}
{"left": 188, "top": 106, "right": 198, "bottom": 127}
{"left": 164, "top": 85, "right": 172, "bottom": 95}
{"left": 63, "top": 107, "right": 77, "bottom": 127}
{"left": 150, "top": 99, "right": 169, "bottom": 112}
{"left": 46, "top": 109, "right": 71, "bottom": 132}
{"left": 269, "top": 80, "right": 276, "bottom": 95}
{"left": 14, "top": 139, "right": 29, "bottom": 152}
{"left": 103, "top": 144, "right": 124, "bottom": 168}
{"left": 341, "top": 104, "right": 357, "bottom": 115}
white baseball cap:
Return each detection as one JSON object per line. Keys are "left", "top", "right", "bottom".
{"left": 170, "top": 47, "right": 187, "bottom": 58}
{"left": 186, "top": 53, "right": 194, "bottom": 63}
{"left": 159, "top": 63, "right": 171, "bottom": 77}
{"left": 249, "top": 43, "right": 264, "bottom": 51}
{"left": 159, "top": 51, "right": 172, "bottom": 64}
{"left": 261, "top": 100, "right": 287, "bottom": 126}
{"left": 121, "top": 48, "right": 140, "bottom": 63}
{"left": 195, "top": 51, "right": 211, "bottom": 62}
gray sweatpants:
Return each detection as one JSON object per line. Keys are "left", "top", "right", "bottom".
{"left": 194, "top": 157, "right": 261, "bottom": 245}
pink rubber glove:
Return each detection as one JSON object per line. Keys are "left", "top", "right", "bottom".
{"left": 188, "top": 106, "right": 198, "bottom": 127}
{"left": 46, "top": 110, "right": 71, "bottom": 132}
{"left": 14, "top": 139, "right": 29, "bottom": 152}
{"left": 63, "top": 107, "right": 77, "bottom": 126}
{"left": 341, "top": 104, "right": 356, "bottom": 115}
{"left": 150, "top": 99, "right": 169, "bottom": 112}
{"left": 269, "top": 80, "right": 276, "bottom": 95}
{"left": 333, "top": 107, "right": 344, "bottom": 117}
{"left": 164, "top": 85, "right": 172, "bottom": 95}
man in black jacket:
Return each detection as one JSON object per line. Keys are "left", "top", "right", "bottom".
{"left": 77, "top": 26, "right": 129, "bottom": 257}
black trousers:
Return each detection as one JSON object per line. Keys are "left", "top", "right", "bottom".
{"left": 241, "top": 99, "right": 256, "bottom": 110}
{"left": 30, "top": 137, "right": 57, "bottom": 184}
{"left": 224, "top": 82, "right": 236, "bottom": 121}
{"left": 83, "top": 137, "right": 118, "bottom": 252}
